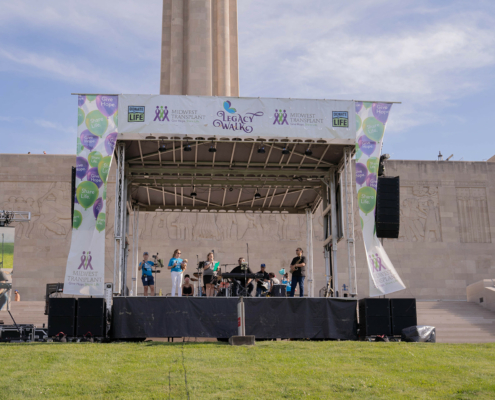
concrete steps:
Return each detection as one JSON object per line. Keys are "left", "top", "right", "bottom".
{"left": 0, "top": 301, "right": 47, "bottom": 327}
{"left": 417, "top": 301, "right": 495, "bottom": 343}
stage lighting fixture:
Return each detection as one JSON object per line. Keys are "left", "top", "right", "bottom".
{"left": 258, "top": 144, "right": 265, "bottom": 154}
{"left": 254, "top": 189, "right": 261, "bottom": 200}
{"left": 229, "top": 187, "right": 233, "bottom": 192}
{"left": 282, "top": 146, "right": 290, "bottom": 155}
{"left": 305, "top": 147, "right": 313, "bottom": 156}
{"left": 191, "top": 188, "right": 197, "bottom": 198}
{"left": 209, "top": 141, "right": 217, "bottom": 153}
{"left": 159, "top": 141, "right": 166, "bottom": 151}
{"left": 184, "top": 141, "right": 192, "bottom": 152}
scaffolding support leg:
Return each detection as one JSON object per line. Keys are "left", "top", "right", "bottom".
{"left": 113, "top": 142, "right": 126, "bottom": 295}
{"left": 305, "top": 208, "right": 314, "bottom": 298}
{"left": 343, "top": 147, "right": 358, "bottom": 296}
{"left": 132, "top": 206, "right": 139, "bottom": 296}
{"left": 330, "top": 171, "right": 339, "bottom": 297}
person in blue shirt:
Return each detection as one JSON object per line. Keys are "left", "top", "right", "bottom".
{"left": 138, "top": 251, "right": 155, "bottom": 297}
{"left": 168, "top": 249, "right": 185, "bottom": 297}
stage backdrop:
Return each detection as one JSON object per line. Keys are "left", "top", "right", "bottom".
{"left": 355, "top": 102, "right": 406, "bottom": 296}
{"left": 118, "top": 94, "right": 355, "bottom": 141}
{"left": 63, "top": 95, "right": 118, "bottom": 295}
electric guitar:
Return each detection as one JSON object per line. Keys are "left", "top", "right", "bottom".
{"left": 290, "top": 257, "right": 302, "bottom": 273}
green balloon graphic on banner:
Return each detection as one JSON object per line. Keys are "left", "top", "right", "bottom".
{"left": 363, "top": 117, "right": 384, "bottom": 142}
{"left": 85, "top": 110, "right": 108, "bottom": 137}
{"left": 77, "top": 137, "right": 84, "bottom": 155}
{"left": 98, "top": 156, "right": 111, "bottom": 183}
{"left": 113, "top": 111, "right": 118, "bottom": 127}
{"left": 360, "top": 217, "right": 363, "bottom": 230}
{"left": 364, "top": 102, "right": 372, "bottom": 109}
{"left": 356, "top": 114, "right": 362, "bottom": 131}
{"left": 367, "top": 157, "right": 379, "bottom": 174}
{"left": 78, "top": 108, "right": 85, "bottom": 126}
{"left": 88, "top": 151, "right": 103, "bottom": 168}
{"left": 355, "top": 143, "right": 362, "bottom": 161}
{"left": 96, "top": 213, "right": 106, "bottom": 233}
{"left": 103, "top": 183, "right": 107, "bottom": 200}
{"left": 73, "top": 210, "right": 82, "bottom": 229}
{"left": 76, "top": 181, "right": 99, "bottom": 210}
{"left": 357, "top": 186, "right": 376, "bottom": 215}
{"left": 87, "top": 95, "right": 97, "bottom": 102}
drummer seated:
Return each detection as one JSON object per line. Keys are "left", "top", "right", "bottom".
{"left": 268, "top": 272, "right": 280, "bottom": 294}
{"left": 182, "top": 274, "right": 194, "bottom": 297}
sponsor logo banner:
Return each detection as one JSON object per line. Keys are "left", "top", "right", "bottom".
{"left": 64, "top": 95, "right": 118, "bottom": 295}
{"left": 355, "top": 102, "right": 406, "bottom": 296}
{"left": 118, "top": 94, "right": 355, "bottom": 141}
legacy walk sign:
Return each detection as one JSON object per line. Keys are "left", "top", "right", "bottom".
{"left": 118, "top": 94, "right": 355, "bottom": 141}
{"left": 355, "top": 102, "right": 406, "bottom": 296}
{"left": 64, "top": 95, "right": 118, "bottom": 295}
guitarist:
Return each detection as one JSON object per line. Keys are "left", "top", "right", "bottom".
{"left": 255, "top": 264, "right": 270, "bottom": 297}
{"left": 289, "top": 248, "right": 306, "bottom": 297}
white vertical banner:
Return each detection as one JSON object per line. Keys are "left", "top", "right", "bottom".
{"left": 64, "top": 95, "right": 118, "bottom": 295}
{"left": 355, "top": 102, "right": 406, "bottom": 296}
{"left": 0, "top": 227, "right": 15, "bottom": 311}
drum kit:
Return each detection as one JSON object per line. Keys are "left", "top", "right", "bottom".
{"left": 190, "top": 262, "right": 233, "bottom": 297}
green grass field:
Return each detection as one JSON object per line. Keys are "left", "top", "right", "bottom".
{"left": 0, "top": 242, "right": 14, "bottom": 269}
{"left": 1, "top": 342, "right": 495, "bottom": 399}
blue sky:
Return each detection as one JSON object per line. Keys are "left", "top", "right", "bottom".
{"left": 1, "top": 0, "right": 494, "bottom": 161}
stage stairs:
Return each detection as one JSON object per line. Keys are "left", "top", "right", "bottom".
{"left": 417, "top": 301, "right": 495, "bottom": 343}
{"left": 0, "top": 301, "right": 48, "bottom": 328}
{"left": 1, "top": 301, "right": 495, "bottom": 343}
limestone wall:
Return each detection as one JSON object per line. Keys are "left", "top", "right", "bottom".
{"left": 2, "top": 154, "right": 494, "bottom": 301}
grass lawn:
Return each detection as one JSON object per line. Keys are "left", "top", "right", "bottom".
{"left": 0, "top": 242, "right": 14, "bottom": 269}
{"left": 1, "top": 341, "right": 494, "bottom": 399}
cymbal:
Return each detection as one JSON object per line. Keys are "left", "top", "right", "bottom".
{"left": 193, "top": 272, "right": 202, "bottom": 278}
{"left": 190, "top": 277, "right": 198, "bottom": 282}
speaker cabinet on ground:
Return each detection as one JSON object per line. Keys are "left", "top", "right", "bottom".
{"left": 376, "top": 176, "right": 400, "bottom": 239}
{"left": 358, "top": 298, "right": 391, "bottom": 336}
{"left": 48, "top": 298, "right": 76, "bottom": 337}
{"left": 76, "top": 298, "right": 106, "bottom": 337}
{"left": 390, "top": 298, "right": 417, "bottom": 336}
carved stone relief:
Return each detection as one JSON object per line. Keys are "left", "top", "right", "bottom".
{"left": 399, "top": 185, "right": 442, "bottom": 242}
{"left": 456, "top": 187, "right": 491, "bottom": 243}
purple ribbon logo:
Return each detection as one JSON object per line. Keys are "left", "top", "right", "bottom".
{"left": 369, "top": 253, "right": 387, "bottom": 272}
{"left": 273, "top": 109, "right": 288, "bottom": 125}
{"left": 153, "top": 106, "right": 170, "bottom": 122}
{"left": 78, "top": 251, "right": 93, "bottom": 270}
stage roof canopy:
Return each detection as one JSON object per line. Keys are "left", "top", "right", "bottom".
{"left": 113, "top": 94, "right": 356, "bottom": 214}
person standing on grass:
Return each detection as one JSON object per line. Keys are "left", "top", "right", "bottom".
{"left": 138, "top": 251, "right": 155, "bottom": 297}
{"left": 289, "top": 248, "right": 306, "bottom": 297}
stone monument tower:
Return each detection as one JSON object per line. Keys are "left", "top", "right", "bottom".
{"left": 160, "top": 0, "right": 239, "bottom": 97}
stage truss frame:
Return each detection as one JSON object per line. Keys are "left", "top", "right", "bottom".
{"left": 112, "top": 137, "right": 358, "bottom": 298}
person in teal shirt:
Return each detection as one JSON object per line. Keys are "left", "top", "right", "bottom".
{"left": 168, "top": 249, "right": 185, "bottom": 296}
{"left": 138, "top": 251, "right": 155, "bottom": 296}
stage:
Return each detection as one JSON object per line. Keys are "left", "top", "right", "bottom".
{"left": 111, "top": 297, "right": 358, "bottom": 340}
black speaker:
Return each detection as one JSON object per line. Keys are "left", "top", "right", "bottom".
{"left": 76, "top": 298, "right": 106, "bottom": 337}
{"left": 390, "top": 298, "right": 417, "bottom": 335}
{"left": 48, "top": 298, "right": 76, "bottom": 337}
{"left": 359, "top": 298, "right": 391, "bottom": 336}
{"left": 375, "top": 176, "right": 400, "bottom": 238}
{"left": 272, "top": 285, "right": 287, "bottom": 297}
